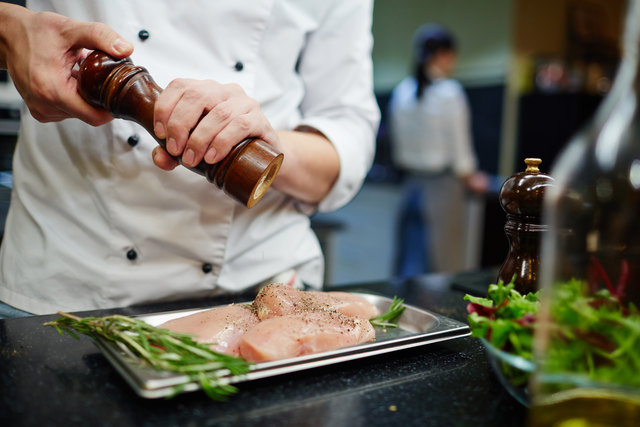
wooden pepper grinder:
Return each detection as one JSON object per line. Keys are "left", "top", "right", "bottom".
{"left": 76, "top": 50, "right": 283, "bottom": 208}
{"left": 497, "top": 158, "right": 554, "bottom": 294}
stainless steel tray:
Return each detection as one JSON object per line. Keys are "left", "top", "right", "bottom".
{"left": 93, "top": 293, "right": 470, "bottom": 398}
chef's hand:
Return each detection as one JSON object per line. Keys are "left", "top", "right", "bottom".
{"left": 464, "top": 171, "right": 490, "bottom": 195}
{"left": 152, "top": 79, "right": 281, "bottom": 170}
{"left": 0, "top": 3, "right": 133, "bottom": 125}
{"left": 152, "top": 79, "right": 340, "bottom": 204}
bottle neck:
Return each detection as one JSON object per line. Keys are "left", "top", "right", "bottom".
{"left": 630, "top": 0, "right": 640, "bottom": 95}
{"left": 606, "top": 0, "right": 640, "bottom": 103}
{"left": 577, "top": 0, "right": 640, "bottom": 168}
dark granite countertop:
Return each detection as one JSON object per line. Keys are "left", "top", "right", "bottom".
{"left": 0, "top": 268, "right": 527, "bottom": 427}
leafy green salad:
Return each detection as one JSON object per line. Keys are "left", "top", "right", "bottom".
{"left": 464, "top": 279, "right": 539, "bottom": 361}
{"left": 464, "top": 278, "right": 640, "bottom": 387}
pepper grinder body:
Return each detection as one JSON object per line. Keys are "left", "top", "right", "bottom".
{"left": 497, "top": 158, "right": 554, "bottom": 294}
{"left": 77, "top": 50, "right": 283, "bottom": 208}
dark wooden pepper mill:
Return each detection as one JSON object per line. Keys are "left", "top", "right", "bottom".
{"left": 77, "top": 50, "right": 283, "bottom": 208}
{"left": 497, "top": 158, "right": 555, "bottom": 294}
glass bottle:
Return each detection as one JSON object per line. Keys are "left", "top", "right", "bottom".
{"left": 530, "top": 0, "right": 640, "bottom": 424}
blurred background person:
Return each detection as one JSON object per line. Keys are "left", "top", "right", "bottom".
{"left": 388, "top": 23, "right": 489, "bottom": 275}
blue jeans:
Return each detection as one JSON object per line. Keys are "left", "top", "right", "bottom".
{"left": 0, "top": 301, "right": 33, "bottom": 319}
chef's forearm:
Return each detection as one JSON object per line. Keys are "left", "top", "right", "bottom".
{"left": 0, "top": 2, "right": 33, "bottom": 69}
{"left": 273, "top": 129, "right": 340, "bottom": 204}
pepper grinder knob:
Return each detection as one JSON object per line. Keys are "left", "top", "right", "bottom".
{"left": 524, "top": 158, "right": 542, "bottom": 173}
{"left": 76, "top": 50, "right": 283, "bottom": 208}
{"left": 497, "top": 157, "right": 555, "bottom": 293}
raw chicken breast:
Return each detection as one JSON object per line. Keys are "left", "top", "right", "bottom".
{"left": 239, "top": 310, "right": 376, "bottom": 362}
{"left": 253, "top": 283, "right": 380, "bottom": 320}
{"left": 158, "top": 304, "right": 259, "bottom": 356}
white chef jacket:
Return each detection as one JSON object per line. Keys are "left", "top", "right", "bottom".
{"left": 388, "top": 77, "right": 477, "bottom": 177}
{"left": 0, "top": 0, "right": 379, "bottom": 314}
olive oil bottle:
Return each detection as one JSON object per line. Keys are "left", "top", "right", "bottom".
{"left": 530, "top": 0, "right": 640, "bottom": 425}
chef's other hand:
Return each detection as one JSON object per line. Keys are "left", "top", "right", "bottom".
{"left": 152, "top": 79, "right": 280, "bottom": 170}
{"left": 0, "top": 3, "right": 133, "bottom": 126}
{"left": 464, "top": 171, "right": 490, "bottom": 195}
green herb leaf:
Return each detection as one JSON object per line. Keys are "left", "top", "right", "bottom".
{"left": 463, "top": 294, "right": 494, "bottom": 307}
{"left": 370, "top": 296, "right": 406, "bottom": 328}
{"left": 43, "top": 312, "right": 251, "bottom": 401}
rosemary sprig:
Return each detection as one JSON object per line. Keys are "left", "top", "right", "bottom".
{"left": 370, "top": 296, "right": 406, "bottom": 328}
{"left": 44, "top": 312, "right": 251, "bottom": 401}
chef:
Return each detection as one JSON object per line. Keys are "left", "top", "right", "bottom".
{"left": 0, "top": 0, "right": 379, "bottom": 316}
